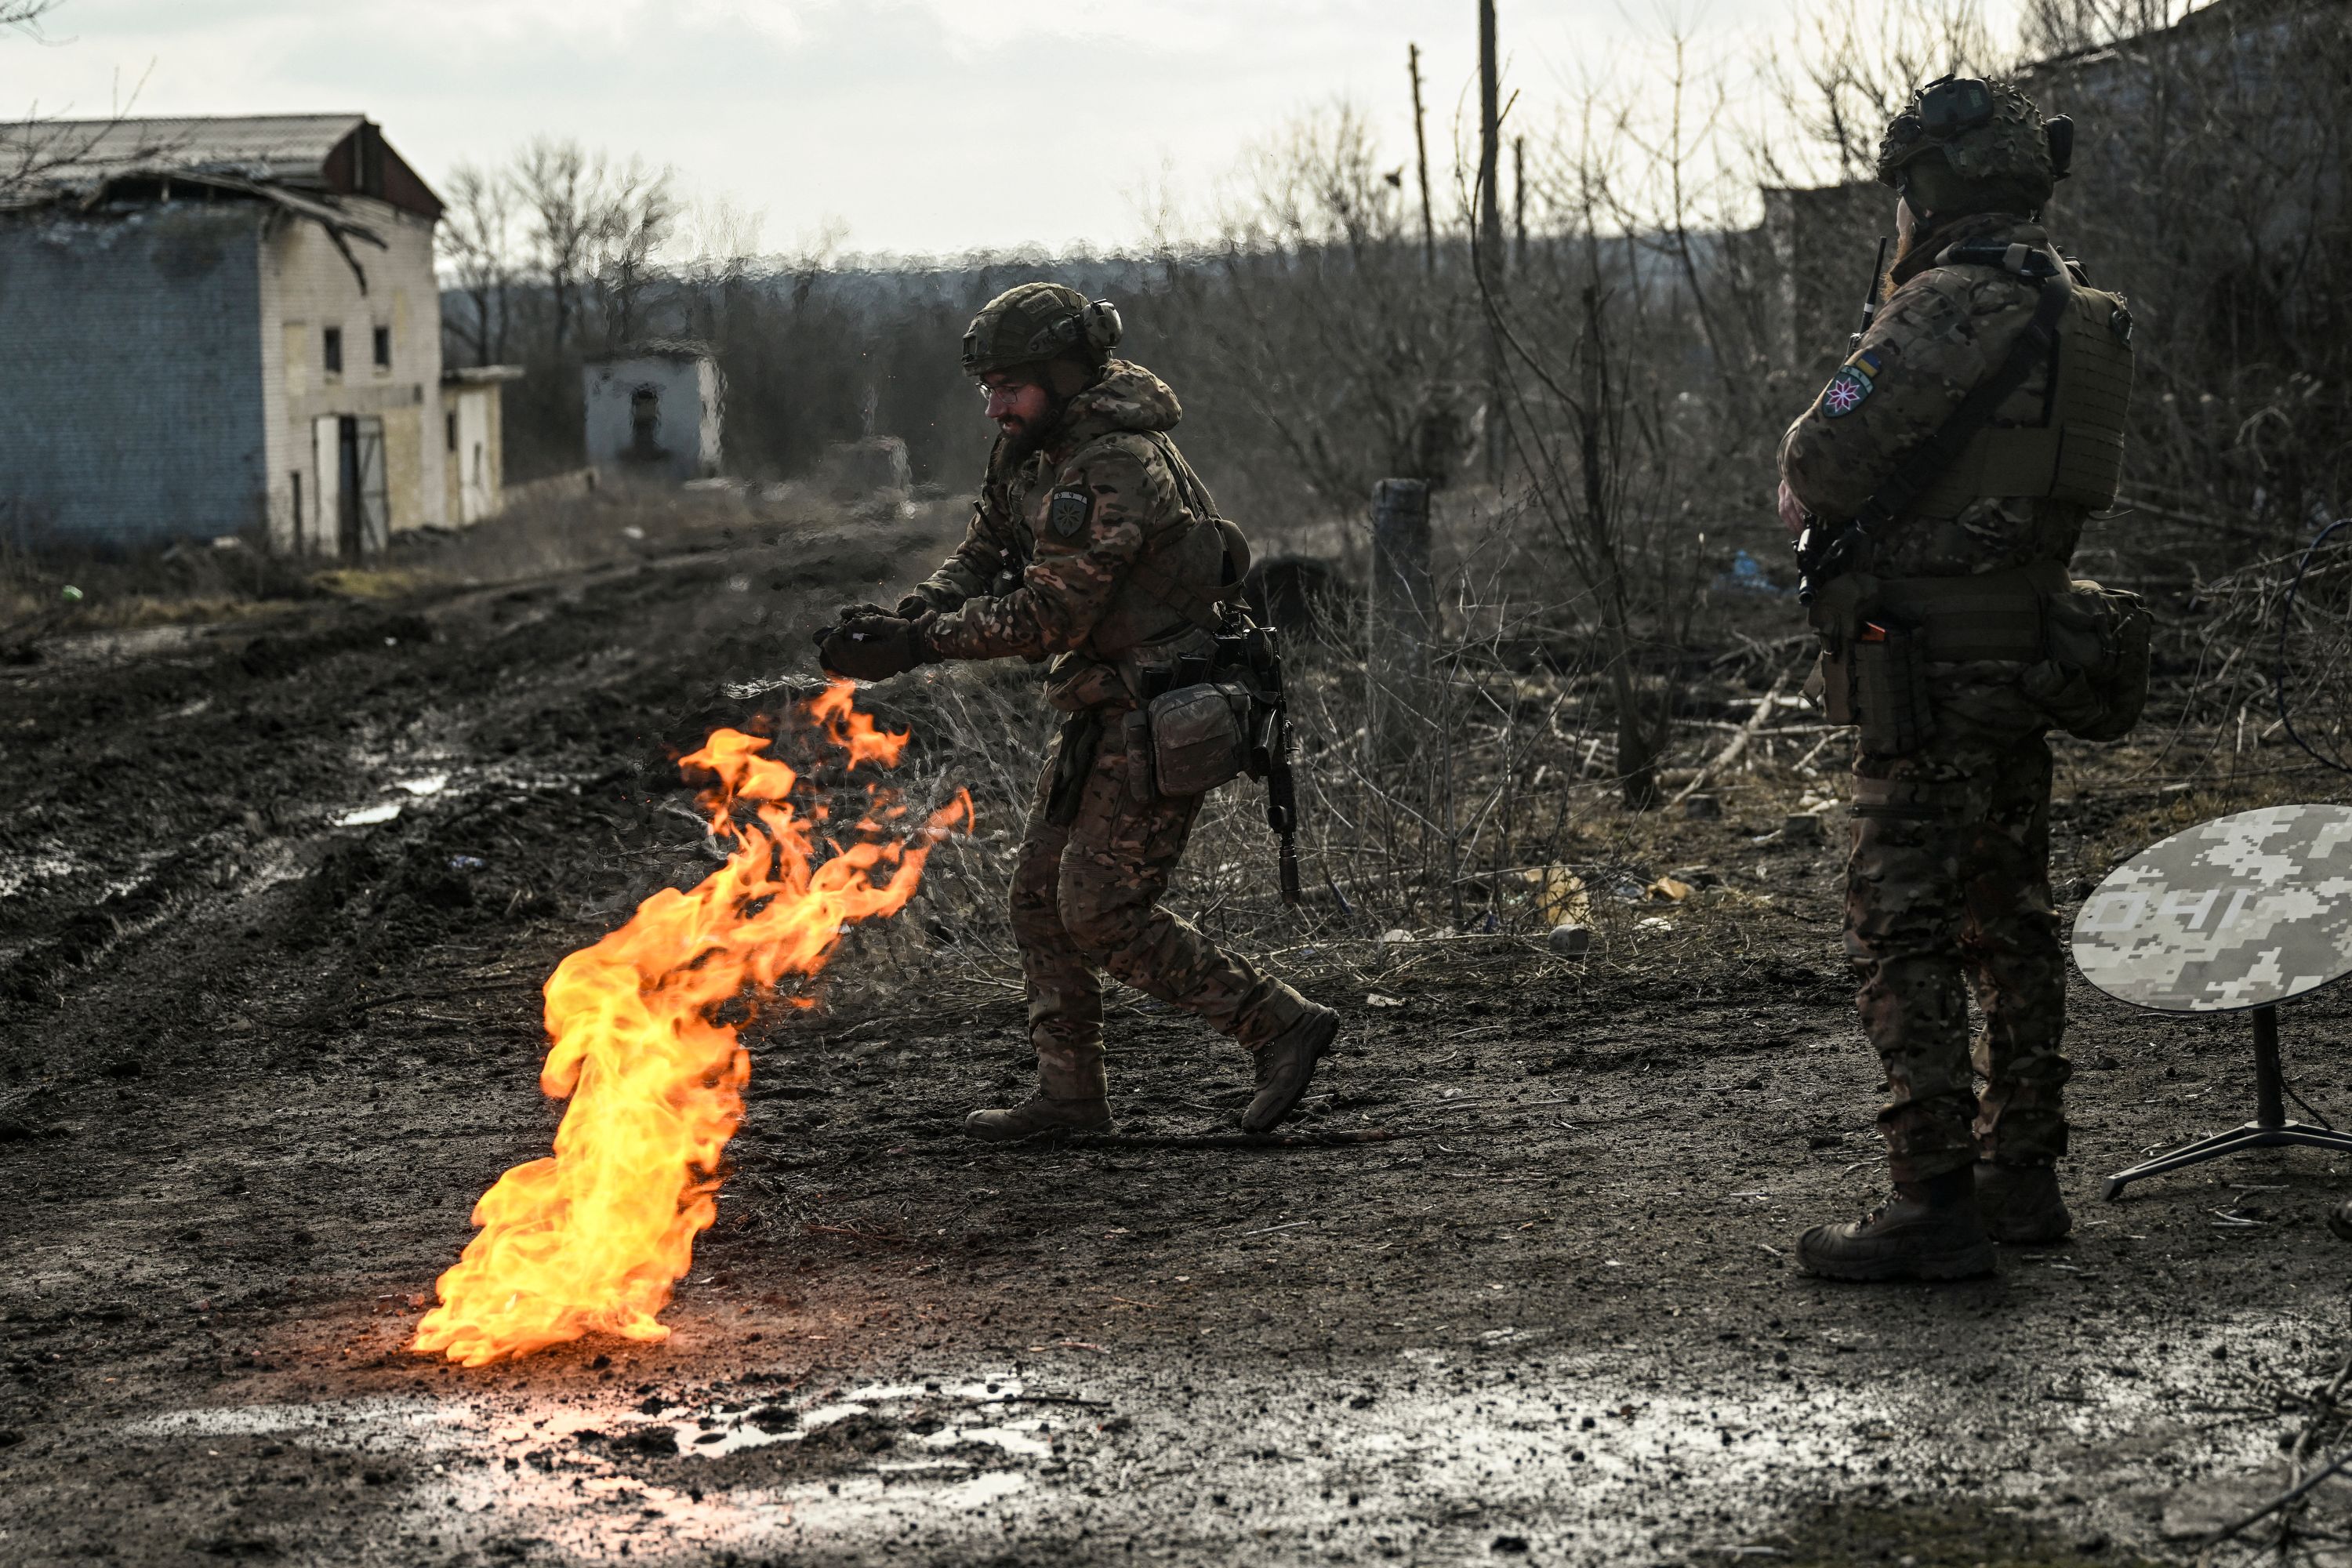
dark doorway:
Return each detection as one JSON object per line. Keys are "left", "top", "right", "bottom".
{"left": 336, "top": 416, "right": 390, "bottom": 558}
{"left": 627, "top": 385, "right": 667, "bottom": 465}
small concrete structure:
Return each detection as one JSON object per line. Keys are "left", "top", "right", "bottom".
{"left": 583, "top": 343, "right": 723, "bottom": 484}
{"left": 0, "top": 114, "right": 453, "bottom": 556}
{"left": 439, "top": 365, "right": 523, "bottom": 525}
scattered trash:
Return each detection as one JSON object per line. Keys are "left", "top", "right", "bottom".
{"left": 1781, "top": 812, "right": 1824, "bottom": 844}
{"left": 1668, "top": 866, "right": 1722, "bottom": 889}
{"left": 332, "top": 803, "right": 401, "bottom": 827}
{"left": 60, "top": 586, "right": 82, "bottom": 603}
{"left": 621, "top": 525, "right": 647, "bottom": 541}
{"left": 1366, "top": 993, "right": 1406, "bottom": 1009}
{"left": 1646, "top": 877, "right": 1694, "bottom": 902}
{"left": 396, "top": 774, "right": 449, "bottom": 797}
{"left": 1682, "top": 793, "right": 1721, "bottom": 820}
{"left": 1715, "top": 549, "right": 1788, "bottom": 595}
{"left": 1521, "top": 866, "right": 1590, "bottom": 927}
{"left": 448, "top": 855, "right": 487, "bottom": 873}
{"left": 1638, "top": 916, "right": 1672, "bottom": 931}
{"left": 1546, "top": 924, "right": 1592, "bottom": 958}
{"left": 1378, "top": 927, "right": 1414, "bottom": 946}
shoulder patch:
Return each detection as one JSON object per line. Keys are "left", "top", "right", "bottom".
{"left": 1047, "top": 487, "right": 1092, "bottom": 539}
{"left": 1819, "top": 362, "right": 1875, "bottom": 419}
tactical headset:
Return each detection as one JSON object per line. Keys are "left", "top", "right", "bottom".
{"left": 1021, "top": 297, "right": 1124, "bottom": 364}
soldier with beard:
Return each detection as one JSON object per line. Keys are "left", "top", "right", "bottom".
{"left": 1777, "top": 78, "right": 2142, "bottom": 1279}
{"left": 815, "top": 283, "right": 1338, "bottom": 1142}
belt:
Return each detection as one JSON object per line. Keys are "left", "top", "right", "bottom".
{"left": 1875, "top": 563, "right": 2068, "bottom": 662}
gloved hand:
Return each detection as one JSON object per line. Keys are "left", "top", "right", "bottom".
{"left": 894, "top": 593, "right": 935, "bottom": 619}
{"left": 815, "top": 612, "right": 939, "bottom": 682}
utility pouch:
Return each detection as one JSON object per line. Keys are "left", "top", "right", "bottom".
{"left": 2021, "top": 579, "right": 2150, "bottom": 741}
{"left": 1046, "top": 710, "right": 1105, "bottom": 828}
{"left": 1849, "top": 622, "right": 1933, "bottom": 757}
{"left": 1122, "top": 709, "right": 1156, "bottom": 802}
{"left": 1147, "top": 683, "right": 1251, "bottom": 798}
{"left": 1817, "top": 644, "right": 1857, "bottom": 727}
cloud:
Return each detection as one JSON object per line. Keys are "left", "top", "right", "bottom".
{"left": 14, "top": 0, "right": 1824, "bottom": 255}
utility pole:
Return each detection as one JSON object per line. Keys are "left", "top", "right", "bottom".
{"left": 1408, "top": 42, "right": 1435, "bottom": 276}
{"left": 1478, "top": 0, "right": 1505, "bottom": 483}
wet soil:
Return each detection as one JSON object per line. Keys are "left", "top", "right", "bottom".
{"left": 5, "top": 512, "right": 2352, "bottom": 1567}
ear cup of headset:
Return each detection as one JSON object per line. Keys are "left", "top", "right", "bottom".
{"left": 1083, "top": 299, "right": 1123, "bottom": 355}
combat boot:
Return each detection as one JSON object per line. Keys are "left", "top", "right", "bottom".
{"left": 1974, "top": 1161, "right": 2071, "bottom": 1244}
{"left": 964, "top": 1045, "right": 1112, "bottom": 1143}
{"left": 1795, "top": 1169, "right": 1996, "bottom": 1281}
{"left": 1241, "top": 1004, "right": 1339, "bottom": 1134}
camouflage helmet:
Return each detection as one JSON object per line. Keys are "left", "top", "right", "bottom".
{"left": 1874, "top": 75, "right": 2061, "bottom": 216}
{"left": 960, "top": 282, "right": 1123, "bottom": 378}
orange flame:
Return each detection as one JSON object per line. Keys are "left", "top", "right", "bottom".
{"left": 413, "top": 681, "right": 969, "bottom": 1367}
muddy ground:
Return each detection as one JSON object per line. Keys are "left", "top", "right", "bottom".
{"left": 5, "top": 504, "right": 2352, "bottom": 1568}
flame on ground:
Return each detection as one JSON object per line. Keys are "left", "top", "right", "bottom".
{"left": 413, "top": 681, "right": 969, "bottom": 1368}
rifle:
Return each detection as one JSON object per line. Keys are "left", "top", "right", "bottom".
{"left": 1796, "top": 236, "right": 1891, "bottom": 606}
{"left": 1240, "top": 625, "right": 1302, "bottom": 905}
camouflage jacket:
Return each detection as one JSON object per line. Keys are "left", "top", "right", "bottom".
{"left": 1778, "top": 212, "right": 2089, "bottom": 579}
{"left": 910, "top": 360, "right": 1229, "bottom": 676}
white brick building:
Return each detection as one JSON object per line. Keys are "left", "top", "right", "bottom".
{"left": 583, "top": 344, "right": 724, "bottom": 484}
{"left": 0, "top": 114, "right": 499, "bottom": 556}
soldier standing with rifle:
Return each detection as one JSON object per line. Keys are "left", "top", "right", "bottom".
{"left": 1777, "top": 78, "right": 2148, "bottom": 1279}
{"left": 814, "top": 283, "right": 1336, "bottom": 1142}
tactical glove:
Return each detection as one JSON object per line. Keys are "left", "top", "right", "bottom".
{"left": 815, "top": 612, "right": 939, "bottom": 682}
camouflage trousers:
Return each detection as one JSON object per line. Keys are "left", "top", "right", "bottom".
{"left": 1010, "top": 713, "right": 1311, "bottom": 1070}
{"left": 1846, "top": 699, "right": 2072, "bottom": 1181}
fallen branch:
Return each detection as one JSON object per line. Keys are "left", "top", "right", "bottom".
{"left": 2199, "top": 1447, "right": 2352, "bottom": 1552}
{"left": 1668, "top": 664, "right": 1798, "bottom": 810}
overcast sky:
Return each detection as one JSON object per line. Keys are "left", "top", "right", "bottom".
{"left": 6, "top": 0, "right": 2020, "bottom": 259}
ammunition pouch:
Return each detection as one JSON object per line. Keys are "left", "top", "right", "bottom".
{"left": 2021, "top": 579, "right": 2150, "bottom": 741}
{"left": 1821, "top": 623, "right": 1935, "bottom": 756}
{"left": 1144, "top": 682, "right": 1254, "bottom": 798}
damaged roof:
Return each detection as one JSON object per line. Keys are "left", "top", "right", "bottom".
{"left": 0, "top": 113, "right": 445, "bottom": 223}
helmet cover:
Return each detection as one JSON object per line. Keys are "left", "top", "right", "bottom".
{"left": 960, "top": 282, "right": 1124, "bottom": 376}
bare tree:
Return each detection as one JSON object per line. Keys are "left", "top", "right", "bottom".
{"left": 514, "top": 139, "right": 604, "bottom": 352}
{"left": 1161, "top": 106, "right": 1481, "bottom": 521}
{"left": 0, "top": 0, "right": 61, "bottom": 33}
{"left": 587, "top": 157, "right": 677, "bottom": 346}
{"left": 439, "top": 162, "right": 516, "bottom": 367}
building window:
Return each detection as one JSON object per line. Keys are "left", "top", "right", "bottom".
{"left": 373, "top": 326, "right": 391, "bottom": 371}
{"left": 323, "top": 326, "right": 343, "bottom": 376}
{"left": 445, "top": 411, "right": 458, "bottom": 452}
{"left": 291, "top": 471, "right": 303, "bottom": 535}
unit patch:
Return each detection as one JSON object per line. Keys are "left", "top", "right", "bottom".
{"left": 1819, "top": 354, "right": 1879, "bottom": 419}
{"left": 1048, "top": 487, "right": 1092, "bottom": 539}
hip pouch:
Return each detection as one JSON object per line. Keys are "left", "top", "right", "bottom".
{"left": 1848, "top": 622, "right": 1933, "bottom": 757}
{"left": 1146, "top": 682, "right": 1252, "bottom": 798}
{"left": 2021, "top": 579, "right": 2151, "bottom": 742}
{"left": 1045, "top": 710, "right": 1105, "bottom": 827}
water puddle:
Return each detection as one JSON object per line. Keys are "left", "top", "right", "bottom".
{"left": 109, "top": 1313, "right": 2321, "bottom": 1563}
